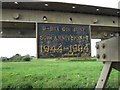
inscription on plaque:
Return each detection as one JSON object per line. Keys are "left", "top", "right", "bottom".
{"left": 37, "top": 23, "right": 91, "bottom": 58}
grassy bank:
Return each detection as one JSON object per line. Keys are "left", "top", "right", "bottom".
{"left": 1, "top": 58, "right": 119, "bottom": 89}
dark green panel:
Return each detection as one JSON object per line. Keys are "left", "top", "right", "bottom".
{"left": 38, "top": 23, "right": 91, "bottom": 58}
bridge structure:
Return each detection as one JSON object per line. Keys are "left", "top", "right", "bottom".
{"left": 0, "top": 1, "right": 120, "bottom": 89}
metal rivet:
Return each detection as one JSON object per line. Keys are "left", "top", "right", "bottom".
{"left": 45, "top": 3, "right": 48, "bottom": 7}
{"left": 102, "top": 54, "right": 106, "bottom": 59}
{"left": 96, "top": 44, "right": 99, "bottom": 49}
{"left": 18, "top": 31, "right": 21, "bottom": 35}
{"left": 93, "top": 19, "right": 98, "bottom": 24}
{"left": 14, "top": 2, "right": 18, "bottom": 5}
{"left": 110, "top": 33, "right": 114, "bottom": 37}
{"left": 96, "top": 54, "right": 100, "bottom": 59}
{"left": 103, "top": 32, "right": 108, "bottom": 37}
{"left": 43, "top": 16, "right": 47, "bottom": 21}
{"left": 113, "top": 21, "right": 115, "bottom": 24}
{"left": 0, "top": 31, "right": 3, "bottom": 34}
{"left": 96, "top": 8, "right": 100, "bottom": 11}
{"left": 13, "top": 13, "right": 20, "bottom": 20}
{"left": 115, "top": 33, "right": 119, "bottom": 36}
{"left": 102, "top": 43, "right": 105, "bottom": 49}
{"left": 117, "top": 11, "right": 120, "bottom": 14}
{"left": 72, "top": 6, "right": 76, "bottom": 9}
{"left": 69, "top": 18, "right": 73, "bottom": 21}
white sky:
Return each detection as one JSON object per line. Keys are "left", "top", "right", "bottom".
{"left": 0, "top": 0, "right": 119, "bottom": 57}
{"left": 2, "top": 0, "right": 119, "bottom": 8}
{"left": 0, "top": 38, "right": 36, "bottom": 57}
{"left": 36, "top": 0, "right": 119, "bottom": 8}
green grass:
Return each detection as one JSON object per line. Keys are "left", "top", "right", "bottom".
{"left": 1, "top": 58, "right": 119, "bottom": 89}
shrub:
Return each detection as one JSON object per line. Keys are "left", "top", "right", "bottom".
{"left": 9, "top": 54, "right": 22, "bottom": 62}
{"left": 8, "top": 54, "right": 32, "bottom": 62}
{"left": 22, "top": 55, "right": 32, "bottom": 61}
{"left": 0, "top": 57, "right": 9, "bottom": 62}
{"left": 1, "top": 54, "right": 33, "bottom": 62}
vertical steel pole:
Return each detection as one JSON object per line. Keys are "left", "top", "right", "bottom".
{"left": 36, "top": 22, "right": 39, "bottom": 58}
{"left": 95, "top": 62, "right": 112, "bottom": 90}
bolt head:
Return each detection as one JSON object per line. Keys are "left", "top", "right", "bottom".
{"left": 96, "top": 54, "right": 100, "bottom": 59}
{"left": 102, "top": 54, "right": 106, "bottom": 59}
{"left": 102, "top": 43, "right": 105, "bottom": 49}
{"left": 96, "top": 44, "right": 99, "bottom": 49}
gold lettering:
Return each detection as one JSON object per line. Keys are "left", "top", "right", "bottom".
{"left": 49, "top": 36, "right": 53, "bottom": 41}
{"left": 61, "top": 36, "right": 65, "bottom": 41}
{"left": 73, "top": 44, "right": 77, "bottom": 52}
{"left": 69, "top": 45, "right": 72, "bottom": 52}
{"left": 85, "top": 35, "right": 89, "bottom": 41}
{"left": 78, "top": 44, "right": 83, "bottom": 52}
{"left": 44, "top": 45, "right": 50, "bottom": 53}
{"left": 62, "top": 27, "right": 66, "bottom": 32}
{"left": 42, "top": 26, "right": 47, "bottom": 31}
{"left": 51, "top": 45, "right": 56, "bottom": 53}
{"left": 70, "top": 35, "right": 74, "bottom": 41}
{"left": 79, "top": 36, "right": 83, "bottom": 40}
{"left": 84, "top": 44, "right": 89, "bottom": 52}
{"left": 58, "top": 45, "right": 62, "bottom": 53}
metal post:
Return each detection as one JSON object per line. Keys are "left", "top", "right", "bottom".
{"left": 95, "top": 62, "right": 112, "bottom": 90}
{"left": 36, "top": 22, "right": 39, "bottom": 58}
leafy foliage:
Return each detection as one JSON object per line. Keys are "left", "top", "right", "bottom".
{"left": 1, "top": 54, "right": 32, "bottom": 62}
{"left": 22, "top": 55, "right": 32, "bottom": 61}
{"left": 0, "top": 57, "right": 9, "bottom": 62}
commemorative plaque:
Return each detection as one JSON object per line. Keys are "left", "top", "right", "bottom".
{"left": 37, "top": 23, "right": 91, "bottom": 58}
